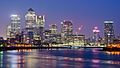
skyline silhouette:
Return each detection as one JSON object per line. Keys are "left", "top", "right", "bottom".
{"left": 0, "top": 0, "right": 120, "bottom": 38}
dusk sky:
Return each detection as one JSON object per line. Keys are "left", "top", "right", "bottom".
{"left": 0, "top": 0, "right": 120, "bottom": 38}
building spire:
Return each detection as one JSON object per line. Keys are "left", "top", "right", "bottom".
{"left": 28, "top": 8, "right": 34, "bottom": 11}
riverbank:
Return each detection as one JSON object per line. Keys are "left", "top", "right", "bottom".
{"left": 1, "top": 46, "right": 120, "bottom": 51}
{"left": 103, "top": 47, "right": 120, "bottom": 51}
{"left": 0, "top": 47, "right": 68, "bottom": 51}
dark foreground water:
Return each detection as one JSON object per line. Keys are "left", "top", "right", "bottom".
{"left": 0, "top": 48, "right": 120, "bottom": 68}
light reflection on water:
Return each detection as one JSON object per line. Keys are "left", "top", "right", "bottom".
{"left": 106, "top": 51, "right": 120, "bottom": 55}
{"left": 0, "top": 49, "right": 120, "bottom": 68}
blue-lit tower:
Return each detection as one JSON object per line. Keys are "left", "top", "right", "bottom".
{"left": 104, "top": 21, "right": 115, "bottom": 45}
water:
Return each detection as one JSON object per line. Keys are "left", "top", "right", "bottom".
{"left": 0, "top": 49, "right": 120, "bottom": 68}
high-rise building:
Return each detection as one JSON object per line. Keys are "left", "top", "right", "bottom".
{"left": 7, "top": 14, "right": 20, "bottom": 38}
{"left": 61, "top": 20, "right": 73, "bottom": 43}
{"left": 25, "top": 8, "right": 36, "bottom": 31}
{"left": 36, "top": 15, "right": 45, "bottom": 28}
{"left": 61, "top": 20, "right": 73, "bottom": 36}
{"left": 25, "top": 8, "right": 36, "bottom": 43}
{"left": 34, "top": 15, "right": 45, "bottom": 41}
{"left": 44, "top": 29, "right": 51, "bottom": 43}
{"left": 104, "top": 21, "right": 115, "bottom": 45}
{"left": 49, "top": 24, "right": 57, "bottom": 35}
{"left": 92, "top": 27, "right": 100, "bottom": 45}
{"left": 6, "top": 25, "right": 11, "bottom": 38}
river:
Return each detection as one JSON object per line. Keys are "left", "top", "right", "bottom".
{"left": 0, "top": 48, "right": 120, "bottom": 68}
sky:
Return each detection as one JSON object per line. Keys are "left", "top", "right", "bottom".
{"left": 0, "top": 0, "right": 120, "bottom": 38}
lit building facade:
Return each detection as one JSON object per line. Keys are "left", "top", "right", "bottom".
{"left": 49, "top": 24, "right": 57, "bottom": 35}
{"left": 44, "top": 29, "right": 51, "bottom": 43}
{"left": 61, "top": 20, "right": 73, "bottom": 43}
{"left": 7, "top": 14, "right": 20, "bottom": 38}
{"left": 34, "top": 15, "right": 45, "bottom": 41}
{"left": 25, "top": 8, "right": 36, "bottom": 43}
{"left": 25, "top": 8, "right": 36, "bottom": 30}
{"left": 104, "top": 21, "right": 115, "bottom": 45}
{"left": 61, "top": 20, "right": 73, "bottom": 36}
{"left": 6, "top": 25, "right": 11, "bottom": 38}
{"left": 36, "top": 15, "right": 45, "bottom": 28}
{"left": 92, "top": 27, "right": 100, "bottom": 45}
{"left": 72, "top": 34, "right": 85, "bottom": 46}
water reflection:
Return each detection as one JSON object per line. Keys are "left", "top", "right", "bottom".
{"left": 106, "top": 51, "right": 120, "bottom": 55}
{"left": 0, "top": 51, "right": 3, "bottom": 67}
{"left": 0, "top": 49, "right": 120, "bottom": 68}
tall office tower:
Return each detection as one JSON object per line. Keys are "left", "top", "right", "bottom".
{"left": 61, "top": 20, "right": 73, "bottom": 36}
{"left": 25, "top": 8, "right": 36, "bottom": 31}
{"left": 6, "top": 25, "right": 11, "bottom": 38}
{"left": 49, "top": 24, "right": 57, "bottom": 35}
{"left": 25, "top": 8, "right": 36, "bottom": 43}
{"left": 34, "top": 15, "right": 45, "bottom": 41}
{"left": 92, "top": 27, "right": 100, "bottom": 45}
{"left": 36, "top": 15, "right": 45, "bottom": 28}
{"left": 61, "top": 20, "right": 73, "bottom": 43}
{"left": 9, "top": 14, "right": 20, "bottom": 38}
{"left": 104, "top": 21, "right": 115, "bottom": 45}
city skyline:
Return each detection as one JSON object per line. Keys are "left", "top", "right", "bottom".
{"left": 0, "top": 0, "right": 120, "bottom": 38}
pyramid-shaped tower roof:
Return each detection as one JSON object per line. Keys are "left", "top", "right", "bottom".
{"left": 28, "top": 8, "right": 34, "bottom": 11}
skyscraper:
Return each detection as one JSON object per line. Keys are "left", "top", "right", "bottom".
{"left": 61, "top": 20, "right": 73, "bottom": 43}
{"left": 92, "top": 26, "right": 100, "bottom": 45}
{"left": 25, "top": 8, "right": 36, "bottom": 43}
{"left": 34, "top": 15, "right": 45, "bottom": 41}
{"left": 7, "top": 14, "right": 20, "bottom": 38}
{"left": 49, "top": 24, "right": 57, "bottom": 35}
{"left": 36, "top": 15, "right": 45, "bottom": 28}
{"left": 61, "top": 20, "right": 73, "bottom": 36}
{"left": 104, "top": 21, "right": 115, "bottom": 45}
{"left": 6, "top": 25, "right": 11, "bottom": 38}
{"left": 25, "top": 8, "right": 36, "bottom": 31}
